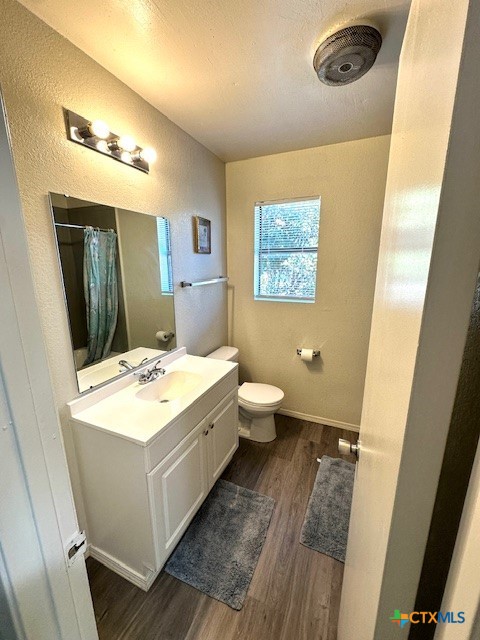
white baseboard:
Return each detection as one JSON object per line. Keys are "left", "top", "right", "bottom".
{"left": 277, "top": 409, "right": 360, "bottom": 433}
{"left": 89, "top": 545, "right": 158, "bottom": 591}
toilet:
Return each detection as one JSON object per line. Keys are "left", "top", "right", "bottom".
{"left": 206, "top": 346, "right": 284, "bottom": 443}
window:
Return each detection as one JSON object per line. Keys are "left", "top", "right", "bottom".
{"left": 254, "top": 197, "right": 320, "bottom": 302}
{"left": 156, "top": 217, "right": 173, "bottom": 295}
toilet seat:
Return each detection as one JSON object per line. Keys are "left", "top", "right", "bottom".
{"left": 238, "top": 382, "right": 284, "bottom": 407}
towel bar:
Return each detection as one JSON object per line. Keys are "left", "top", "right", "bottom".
{"left": 180, "top": 276, "right": 228, "bottom": 288}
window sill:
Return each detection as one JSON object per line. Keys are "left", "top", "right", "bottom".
{"left": 254, "top": 296, "right": 315, "bottom": 304}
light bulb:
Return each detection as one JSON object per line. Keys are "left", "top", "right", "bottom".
{"left": 96, "top": 140, "right": 109, "bottom": 153}
{"left": 118, "top": 135, "right": 137, "bottom": 152}
{"left": 140, "top": 147, "right": 157, "bottom": 164}
{"left": 120, "top": 151, "right": 132, "bottom": 163}
{"left": 89, "top": 120, "right": 110, "bottom": 139}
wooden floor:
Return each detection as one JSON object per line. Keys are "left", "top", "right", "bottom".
{"left": 86, "top": 416, "right": 357, "bottom": 640}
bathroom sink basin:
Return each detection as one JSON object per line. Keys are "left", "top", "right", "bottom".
{"left": 135, "top": 370, "right": 202, "bottom": 403}
{"left": 68, "top": 350, "right": 238, "bottom": 446}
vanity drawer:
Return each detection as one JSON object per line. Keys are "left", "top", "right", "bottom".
{"left": 145, "top": 369, "right": 238, "bottom": 472}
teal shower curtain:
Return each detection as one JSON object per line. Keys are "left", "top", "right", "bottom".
{"left": 83, "top": 227, "right": 118, "bottom": 366}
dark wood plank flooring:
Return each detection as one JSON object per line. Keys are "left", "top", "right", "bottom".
{"left": 86, "top": 416, "right": 357, "bottom": 640}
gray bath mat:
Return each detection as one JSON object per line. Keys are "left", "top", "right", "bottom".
{"left": 164, "top": 479, "right": 275, "bottom": 610}
{"left": 300, "top": 455, "right": 355, "bottom": 562}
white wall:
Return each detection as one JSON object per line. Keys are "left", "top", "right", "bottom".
{"left": 226, "top": 136, "right": 390, "bottom": 427}
{"left": 0, "top": 0, "right": 227, "bottom": 526}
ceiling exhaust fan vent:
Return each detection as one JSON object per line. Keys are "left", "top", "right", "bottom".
{"left": 313, "top": 25, "right": 382, "bottom": 86}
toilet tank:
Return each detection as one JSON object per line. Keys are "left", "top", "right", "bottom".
{"left": 206, "top": 346, "right": 239, "bottom": 362}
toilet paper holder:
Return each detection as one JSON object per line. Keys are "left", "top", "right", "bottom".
{"left": 156, "top": 330, "right": 175, "bottom": 342}
{"left": 296, "top": 349, "right": 320, "bottom": 357}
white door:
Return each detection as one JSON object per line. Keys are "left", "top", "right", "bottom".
{"left": 338, "top": 1, "right": 480, "bottom": 638}
{"left": 0, "top": 323, "right": 63, "bottom": 639}
{"left": 0, "top": 92, "right": 98, "bottom": 639}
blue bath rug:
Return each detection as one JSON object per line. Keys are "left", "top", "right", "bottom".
{"left": 165, "top": 479, "right": 275, "bottom": 610}
{"left": 300, "top": 455, "right": 355, "bottom": 562}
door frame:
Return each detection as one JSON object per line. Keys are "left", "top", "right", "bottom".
{"left": 435, "top": 439, "right": 480, "bottom": 640}
{"left": 0, "top": 89, "right": 98, "bottom": 639}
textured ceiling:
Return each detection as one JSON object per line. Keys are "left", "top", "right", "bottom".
{"left": 18, "top": 0, "right": 410, "bottom": 161}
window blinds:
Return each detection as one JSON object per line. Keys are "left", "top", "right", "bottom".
{"left": 254, "top": 197, "right": 320, "bottom": 302}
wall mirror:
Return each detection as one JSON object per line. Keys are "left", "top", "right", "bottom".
{"left": 50, "top": 193, "right": 176, "bottom": 393}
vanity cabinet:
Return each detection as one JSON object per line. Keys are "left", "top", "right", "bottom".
{"left": 71, "top": 362, "right": 238, "bottom": 591}
{"left": 148, "top": 393, "right": 238, "bottom": 565}
{"left": 206, "top": 393, "right": 238, "bottom": 485}
{"left": 148, "top": 420, "right": 208, "bottom": 561}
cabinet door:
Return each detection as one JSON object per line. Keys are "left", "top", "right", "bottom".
{"left": 148, "top": 420, "right": 208, "bottom": 567}
{"left": 207, "top": 392, "right": 239, "bottom": 487}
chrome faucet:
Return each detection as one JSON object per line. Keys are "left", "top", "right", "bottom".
{"left": 136, "top": 361, "right": 166, "bottom": 385}
{"left": 119, "top": 357, "right": 148, "bottom": 372}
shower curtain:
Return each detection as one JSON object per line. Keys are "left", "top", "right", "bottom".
{"left": 83, "top": 227, "right": 118, "bottom": 366}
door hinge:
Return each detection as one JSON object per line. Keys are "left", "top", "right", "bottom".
{"left": 65, "top": 531, "right": 87, "bottom": 567}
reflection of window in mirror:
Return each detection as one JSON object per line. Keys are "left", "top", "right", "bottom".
{"left": 157, "top": 217, "right": 173, "bottom": 295}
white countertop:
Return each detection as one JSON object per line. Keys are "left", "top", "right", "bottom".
{"left": 68, "top": 352, "right": 237, "bottom": 446}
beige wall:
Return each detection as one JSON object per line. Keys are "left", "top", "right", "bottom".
{"left": 0, "top": 0, "right": 226, "bottom": 524}
{"left": 226, "top": 136, "right": 390, "bottom": 427}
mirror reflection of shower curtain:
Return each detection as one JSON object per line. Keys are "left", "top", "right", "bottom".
{"left": 83, "top": 227, "right": 118, "bottom": 365}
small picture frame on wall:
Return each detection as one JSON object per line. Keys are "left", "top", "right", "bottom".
{"left": 194, "top": 216, "right": 211, "bottom": 254}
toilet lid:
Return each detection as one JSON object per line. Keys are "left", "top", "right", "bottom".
{"left": 238, "top": 382, "right": 284, "bottom": 406}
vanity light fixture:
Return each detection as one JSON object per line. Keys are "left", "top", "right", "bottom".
{"left": 65, "top": 109, "right": 156, "bottom": 174}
